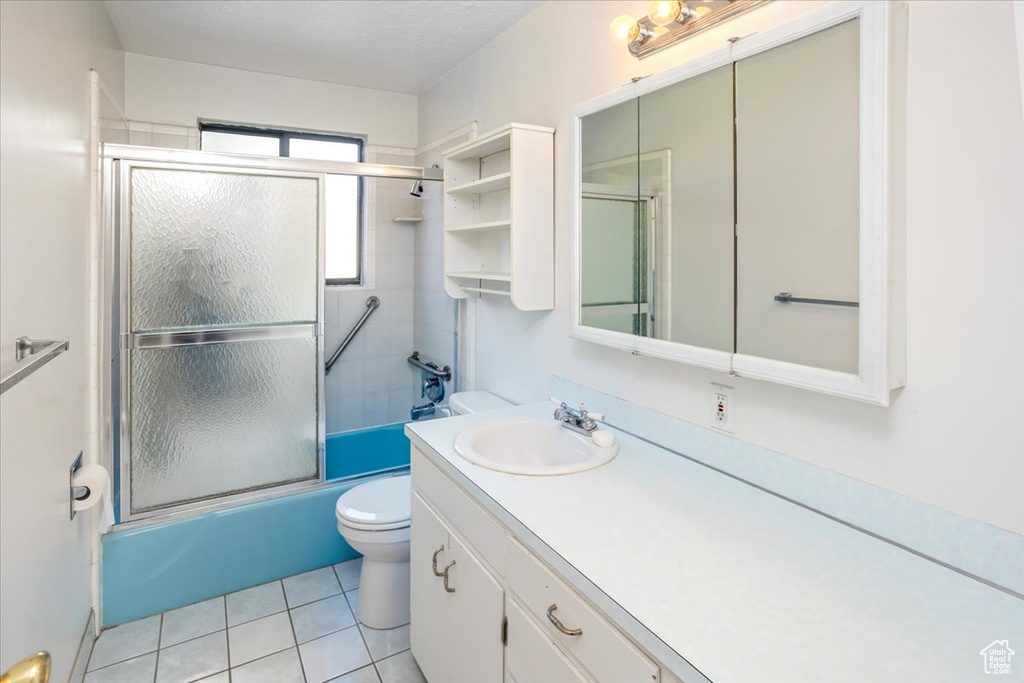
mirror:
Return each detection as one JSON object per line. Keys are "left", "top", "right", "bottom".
{"left": 573, "top": 2, "right": 905, "bottom": 405}
{"left": 735, "top": 18, "right": 860, "bottom": 374}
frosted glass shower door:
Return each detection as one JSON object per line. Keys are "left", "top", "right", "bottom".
{"left": 120, "top": 162, "right": 324, "bottom": 519}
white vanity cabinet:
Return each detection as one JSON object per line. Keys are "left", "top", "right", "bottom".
{"left": 410, "top": 492, "right": 504, "bottom": 683}
{"left": 410, "top": 446, "right": 670, "bottom": 683}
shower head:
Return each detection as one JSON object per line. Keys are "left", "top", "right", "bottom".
{"left": 410, "top": 180, "right": 424, "bottom": 198}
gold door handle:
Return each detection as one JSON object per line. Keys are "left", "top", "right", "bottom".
{"left": 431, "top": 546, "right": 445, "bottom": 577}
{"left": 443, "top": 560, "right": 456, "bottom": 593}
{"left": 1, "top": 651, "right": 51, "bottom": 683}
{"left": 546, "top": 604, "right": 582, "bottom": 636}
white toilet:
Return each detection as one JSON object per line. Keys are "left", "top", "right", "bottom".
{"left": 335, "top": 391, "right": 512, "bottom": 629}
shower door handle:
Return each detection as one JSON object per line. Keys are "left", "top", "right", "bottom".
{"left": 443, "top": 560, "right": 456, "bottom": 593}
{"left": 431, "top": 546, "right": 445, "bottom": 577}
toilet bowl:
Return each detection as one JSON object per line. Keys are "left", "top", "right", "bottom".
{"left": 336, "top": 475, "right": 412, "bottom": 629}
{"left": 335, "top": 391, "right": 512, "bottom": 629}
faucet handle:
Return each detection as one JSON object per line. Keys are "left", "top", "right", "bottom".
{"left": 578, "top": 403, "right": 605, "bottom": 422}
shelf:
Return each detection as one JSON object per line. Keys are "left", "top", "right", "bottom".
{"left": 393, "top": 217, "right": 422, "bottom": 224}
{"left": 446, "top": 172, "right": 511, "bottom": 196}
{"left": 461, "top": 286, "right": 512, "bottom": 297}
{"left": 443, "top": 123, "right": 556, "bottom": 161}
{"left": 446, "top": 220, "right": 511, "bottom": 234}
{"left": 447, "top": 271, "right": 512, "bottom": 282}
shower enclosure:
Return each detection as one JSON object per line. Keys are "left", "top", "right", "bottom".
{"left": 104, "top": 145, "right": 445, "bottom": 523}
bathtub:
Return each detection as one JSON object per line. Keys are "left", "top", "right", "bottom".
{"left": 102, "top": 421, "right": 417, "bottom": 626}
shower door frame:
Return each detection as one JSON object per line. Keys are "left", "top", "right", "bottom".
{"left": 102, "top": 145, "right": 445, "bottom": 525}
{"left": 108, "top": 153, "right": 328, "bottom": 523}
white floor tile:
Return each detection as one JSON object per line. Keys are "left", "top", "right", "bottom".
{"left": 283, "top": 566, "right": 342, "bottom": 607}
{"left": 228, "top": 611, "right": 295, "bottom": 666}
{"left": 87, "top": 615, "right": 161, "bottom": 671}
{"left": 376, "top": 650, "right": 426, "bottom": 683}
{"left": 345, "top": 589, "right": 360, "bottom": 618}
{"left": 299, "top": 626, "right": 372, "bottom": 683}
{"left": 160, "top": 597, "right": 225, "bottom": 648}
{"left": 83, "top": 653, "right": 156, "bottom": 683}
{"left": 333, "top": 558, "right": 363, "bottom": 591}
{"left": 155, "top": 631, "right": 227, "bottom": 683}
{"left": 291, "top": 594, "right": 356, "bottom": 644}
{"left": 226, "top": 581, "right": 287, "bottom": 626}
{"left": 194, "top": 673, "right": 230, "bottom": 683}
{"left": 327, "top": 664, "right": 381, "bottom": 683}
{"left": 231, "top": 647, "right": 305, "bottom": 683}
{"left": 359, "top": 624, "right": 410, "bottom": 661}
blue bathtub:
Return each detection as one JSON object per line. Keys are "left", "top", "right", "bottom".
{"left": 102, "top": 423, "right": 412, "bottom": 626}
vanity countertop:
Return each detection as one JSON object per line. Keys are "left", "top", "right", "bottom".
{"left": 407, "top": 403, "right": 1024, "bottom": 683}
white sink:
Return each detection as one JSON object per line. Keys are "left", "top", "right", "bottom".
{"left": 453, "top": 416, "right": 618, "bottom": 475}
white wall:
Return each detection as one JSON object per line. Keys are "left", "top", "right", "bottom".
{"left": 125, "top": 53, "right": 417, "bottom": 147}
{"left": 0, "top": 1, "right": 124, "bottom": 678}
{"left": 418, "top": 0, "right": 1024, "bottom": 535}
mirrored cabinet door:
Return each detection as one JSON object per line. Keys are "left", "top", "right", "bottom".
{"left": 735, "top": 18, "right": 861, "bottom": 373}
{"left": 580, "top": 98, "right": 642, "bottom": 335}
{"left": 572, "top": 1, "right": 905, "bottom": 404}
{"left": 639, "top": 64, "right": 734, "bottom": 351}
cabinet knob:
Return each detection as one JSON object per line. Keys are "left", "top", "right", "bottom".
{"left": 443, "top": 560, "right": 457, "bottom": 593}
{"left": 546, "top": 604, "right": 583, "bottom": 636}
{"left": 431, "top": 546, "right": 445, "bottom": 577}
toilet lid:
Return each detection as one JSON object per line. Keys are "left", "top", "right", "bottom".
{"left": 336, "top": 475, "right": 411, "bottom": 529}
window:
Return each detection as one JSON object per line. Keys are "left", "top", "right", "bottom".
{"left": 199, "top": 123, "right": 364, "bottom": 285}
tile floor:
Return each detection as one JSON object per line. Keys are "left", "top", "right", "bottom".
{"left": 84, "top": 559, "right": 425, "bottom": 683}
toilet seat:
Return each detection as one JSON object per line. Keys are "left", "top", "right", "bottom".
{"left": 335, "top": 475, "right": 411, "bottom": 532}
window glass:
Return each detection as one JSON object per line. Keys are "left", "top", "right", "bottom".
{"left": 199, "top": 125, "right": 363, "bottom": 284}
{"left": 289, "top": 138, "right": 360, "bottom": 163}
{"left": 200, "top": 131, "right": 280, "bottom": 156}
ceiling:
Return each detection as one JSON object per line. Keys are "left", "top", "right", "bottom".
{"left": 104, "top": 0, "right": 544, "bottom": 95}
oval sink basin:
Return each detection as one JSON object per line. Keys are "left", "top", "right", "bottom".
{"left": 454, "top": 416, "right": 617, "bottom": 475}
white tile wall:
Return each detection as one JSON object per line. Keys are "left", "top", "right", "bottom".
{"left": 323, "top": 148, "right": 424, "bottom": 433}
{"left": 414, "top": 144, "right": 461, "bottom": 393}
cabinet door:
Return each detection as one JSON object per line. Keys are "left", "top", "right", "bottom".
{"left": 410, "top": 492, "right": 451, "bottom": 683}
{"left": 506, "top": 597, "right": 590, "bottom": 683}
{"left": 447, "top": 532, "right": 505, "bottom": 683}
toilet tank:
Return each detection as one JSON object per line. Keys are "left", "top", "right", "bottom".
{"left": 449, "top": 391, "right": 512, "bottom": 415}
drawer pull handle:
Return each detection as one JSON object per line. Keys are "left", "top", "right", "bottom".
{"left": 443, "top": 560, "right": 456, "bottom": 593}
{"left": 431, "top": 546, "right": 445, "bottom": 577}
{"left": 546, "top": 604, "right": 582, "bottom": 636}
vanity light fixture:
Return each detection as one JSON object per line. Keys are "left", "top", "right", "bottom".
{"left": 611, "top": 0, "right": 770, "bottom": 59}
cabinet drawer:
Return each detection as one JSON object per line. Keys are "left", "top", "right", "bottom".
{"left": 411, "top": 446, "right": 506, "bottom": 574}
{"left": 506, "top": 539, "right": 659, "bottom": 683}
{"left": 506, "top": 597, "right": 591, "bottom": 683}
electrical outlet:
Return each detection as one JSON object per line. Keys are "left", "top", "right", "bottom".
{"left": 711, "top": 383, "right": 734, "bottom": 433}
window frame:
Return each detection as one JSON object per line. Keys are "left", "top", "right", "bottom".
{"left": 199, "top": 122, "right": 365, "bottom": 286}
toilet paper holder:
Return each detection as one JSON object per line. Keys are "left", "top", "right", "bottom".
{"left": 69, "top": 452, "right": 87, "bottom": 520}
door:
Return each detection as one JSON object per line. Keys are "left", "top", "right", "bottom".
{"left": 505, "top": 597, "right": 590, "bottom": 683}
{"left": 410, "top": 492, "right": 451, "bottom": 683}
{"left": 447, "top": 530, "right": 505, "bottom": 683}
{"left": 115, "top": 161, "right": 325, "bottom": 520}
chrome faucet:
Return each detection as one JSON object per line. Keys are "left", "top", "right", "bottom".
{"left": 552, "top": 401, "right": 604, "bottom": 437}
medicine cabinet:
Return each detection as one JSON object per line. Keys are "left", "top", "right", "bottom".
{"left": 571, "top": 0, "right": 907, "bottom": 405}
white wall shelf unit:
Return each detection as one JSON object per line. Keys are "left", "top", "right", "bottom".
{"left": 443, "top": 123, "right": 554, "bottom": 311}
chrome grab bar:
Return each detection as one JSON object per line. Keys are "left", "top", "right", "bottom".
{"left": 774, "top": 292, "right": 859, "bottom": 308}
{"left": 407, "top": 351, "right": 452, "bottom": 381}
{"left": 546, "top": 604, "right": 583, "bottom": 636}
{"left": 326, "top": 296, "right": 379, "bottom": 374}
{"left": 1, "top": 338, "right": 70, "bottom": 395}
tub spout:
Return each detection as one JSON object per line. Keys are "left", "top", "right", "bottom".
{"left": 410, "top": 402, "right": 436, "bottom": 421}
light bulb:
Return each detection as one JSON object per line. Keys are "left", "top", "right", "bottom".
{"left": 609, "top": 15, "right": 641, "bottom": 44}
{"left": 647, "top": 0, "right": 682, "bottom": 27}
